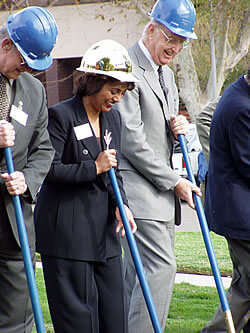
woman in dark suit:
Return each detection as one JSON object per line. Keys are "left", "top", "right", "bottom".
{"left": 34, "top": 39, "right": 138, "bottom": 333}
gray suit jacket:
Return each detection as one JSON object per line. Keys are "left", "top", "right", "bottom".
{"left": 114, "top": 42, "right": 181, "bottom": 224}
{"left": 0, "top": 72, "right": 54, "bottom": 247}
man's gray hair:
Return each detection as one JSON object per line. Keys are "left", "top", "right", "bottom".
{"left": 0, "top": 26, "right": 9, "bottom": 42}
{"left": 142, "top": 18, "right": 162, "bottom": 40}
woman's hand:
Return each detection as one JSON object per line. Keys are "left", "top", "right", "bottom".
{"left": 1, "top": 171, "right": 27, "bottom": 196}
{"left": 115, "top": 205, "right": 137, "bottom": 238}
{"left": 95, "top": 149, "right": 117, "bottom": 175}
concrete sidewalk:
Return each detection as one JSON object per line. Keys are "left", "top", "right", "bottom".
{"left": 175, "top": 272, "right": 231, "bottom": 288}
{"left": 36, "top": 262, "right": 231, "bottom": 288}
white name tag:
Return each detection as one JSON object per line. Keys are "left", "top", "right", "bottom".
{"left": 10, "top": 104, "right": 28, "bottom": 126}
{"left": 74, "top": 123, "right": 93, "bottom": 140}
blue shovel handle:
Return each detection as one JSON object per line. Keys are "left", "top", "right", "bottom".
{"left": 108, "top": 168, "right": 162, "bottom": 333}
{"left": 4, "top": 147, "right": 45, "bottom": 333}
{"left": 178, "top": 134, "right": 235, "bottom": 333}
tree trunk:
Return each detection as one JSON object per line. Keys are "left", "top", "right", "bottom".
{"left": 173, "top": 46, "right": 203, "bottom": 122}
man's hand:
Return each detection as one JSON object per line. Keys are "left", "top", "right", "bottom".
{"left": 0, "top": 120, "right": 15, "bottom": 148}
{"left": 115, "top": 205, "right": 137, "bottom": 238}
{"left": 1, "top": 171, "right": 27, "bottom": 196}
{"left": 170, "top": 114, "right": 189, "bottom": 139}
{"left": 174, "top": 178, "right": 201, "bottom": 209}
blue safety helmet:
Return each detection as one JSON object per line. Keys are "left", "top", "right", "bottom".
{"left": 149, "top": 0, "right": 197, "bottom": 40}
{"left": 6, "top": 6, "right": 58, "bottom": 70}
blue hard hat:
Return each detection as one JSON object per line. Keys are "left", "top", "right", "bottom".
{"left": 6, "top": 6, "right": 58, "bottom": 70}
{"left": 149, "top": 0, "right": 198, "bottom": 40}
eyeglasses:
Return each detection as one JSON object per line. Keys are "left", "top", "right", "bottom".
{"left": 18, "top": 52, "right": 27, "bottom": 67}
{"left": 158, "top": 28, "right": 190, "bottom": 50}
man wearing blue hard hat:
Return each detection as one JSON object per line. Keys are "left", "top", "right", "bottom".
{"left": 113, "top": 0, "right": 200, "bottom": 332}
{"left": 0, "top": 6, "right": 57, "bottom": 332}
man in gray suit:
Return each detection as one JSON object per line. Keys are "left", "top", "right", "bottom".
{"left": 0, "top": 7, "right": 57, "bottom": 332}
{"left": 113, "top": 0, "right": 201, "bottom": 331}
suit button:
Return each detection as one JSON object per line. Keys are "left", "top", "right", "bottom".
{"left": 82, "top": 149, "right": 88, "bottom": 155}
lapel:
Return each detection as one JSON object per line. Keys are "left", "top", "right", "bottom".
{"left": 72, "top": 95, "right": 116, "bottom": 153}
{"left": 132, "top": 43, "right": 170, "bottom": 121}
{"left": 100, "top": 112, "right": 115, "bottom": 188}
{"left": 100, "top": 112, "right": 115, "bottom": 150}
{"left": 9, "top": 78, "right": 32, "bottom": 158}
{"left": 10, "top": 77, "right": 30, "bottom": 133}
{"left": 72, "top": 95, "right": 101, "bottom": 160}
{"left": 71, "top": 96, "right": 113, "bottom": 189}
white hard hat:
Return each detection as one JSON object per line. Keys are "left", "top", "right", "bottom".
{"left": 77, "top": 39, "right": 138, "bottom": 82}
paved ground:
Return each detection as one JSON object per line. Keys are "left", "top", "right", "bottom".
{"left": 176, "top": 202, "right": 201, "bottom": 232}
{"left": 175, "top": 272, "right": 231, "bottom": 288}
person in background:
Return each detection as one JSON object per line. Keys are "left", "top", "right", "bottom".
{"left": 196, "top": 98, "right": 219, "bottom": 204}
{"left": 0, "top": 6, "right": 58, "bottom": 333}
{"left": 200, "top": 71, "right": 250, "bottom": 332}
{"left": 34, "top": 39, "right": 138, "bottom": 333}
{"left": 112, "top": 0, "right": 201, "bottom": 331}
{"left": 196, "top": 98, "right": 220, "bottom": 167}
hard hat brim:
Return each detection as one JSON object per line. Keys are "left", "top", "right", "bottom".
{"left": 13, "top": 42, "right": 53, "bottom": 71}
{"left": 76, "top": 67, "right": 139, "bottom": 83}
{"left": 160, "top": 20, "right": 198, "bottom": 40}
{"left": 22, "top": 52, "right": 53, "bottom": 70}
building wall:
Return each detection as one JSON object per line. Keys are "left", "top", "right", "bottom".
{"left": 35, "top": 58, "right": 81, "bottom": 107}
{"left": 0, "top": 2, "right": 145, "bottom": 106}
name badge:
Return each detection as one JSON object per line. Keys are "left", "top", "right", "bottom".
{"left": 10, "top": 104, "right": 28, "bottom": 126}
{"left": 74, "top": 123, "right": 93, "bottom": 140}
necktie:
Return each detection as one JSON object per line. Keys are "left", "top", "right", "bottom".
{"left": 158, "top": 65, "right": 168, "bottom": 101}
{"left": 0, "top": 75, "right": 10, "bottom": 121}
{"left": 158, "top": 65, "right": 172, "bottom": 137}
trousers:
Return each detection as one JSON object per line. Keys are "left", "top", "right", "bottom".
{"left": 0, "top": 247, "right": 35, "bottom": 333}
{"left": 122, "top": 218, "right": 176, "bottom": 333}
{"left": 41, "top": 254, "right": 128, "bottom": 333}
{"left": 201, "top": 238, "right": 250, "bottom": 333}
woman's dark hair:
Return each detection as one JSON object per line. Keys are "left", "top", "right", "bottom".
{"left": 74, "top": 73, "right": 135, "bottom": 98}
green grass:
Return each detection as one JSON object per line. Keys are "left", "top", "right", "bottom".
{"left": 33, "top": 232, "right": 233, "bottom": 332}
{"left": 165, "top": 283, "right": 220, "bottom": 332}
{"left": 175, "top": 232, "right": 232, "bottom": 276}
{"left": 33, "top": 268, "right": 53, "bottom": 332}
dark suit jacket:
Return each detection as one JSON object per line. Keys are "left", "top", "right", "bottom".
{"left": 0, "top": 72, "right": 54, "bottom": 248}
{"left": 35, "top": 95, "right": 128, "bottom": 262}
{"left": 205, "top": 75, "right": 250, "bottom": 240}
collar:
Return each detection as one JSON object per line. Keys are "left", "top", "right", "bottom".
{"left": 0, "top": 74, "right": 13, "bottom": 87}
{"left": 243, "top": 74, "right": 249, "bottom": 85}
{"left": 138, "top": 38, "right": 159, "bottom": 73}
{"left": 9, "top": 78, "right": 14, "bottom": 87}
